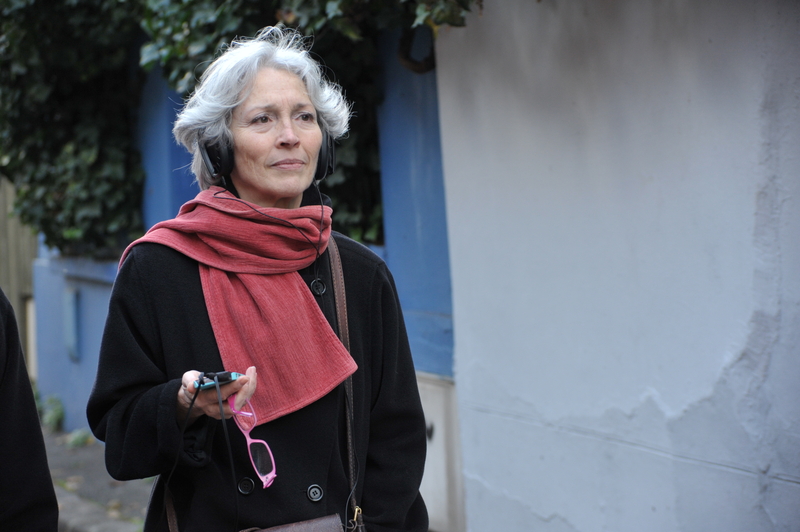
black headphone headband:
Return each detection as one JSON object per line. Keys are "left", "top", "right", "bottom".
{"left": 317, "top": 130, "right": 335, "bottom": 182}
{"left": 199, "top": 130, "right": 335, "bottom": 184}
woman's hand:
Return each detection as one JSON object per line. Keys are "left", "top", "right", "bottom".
{"left": 175, "top": 366, "right": 257, "bottom": 425}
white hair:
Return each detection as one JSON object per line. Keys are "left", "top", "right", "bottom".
{"left": 173, "top": 26, "right": 351, "bottom": 189}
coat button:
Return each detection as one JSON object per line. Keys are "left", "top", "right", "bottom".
{"left": 310, "top": 279, "right": 326, "bottom": 295}
{"left": 306, "top": 484, "right": 323, "bottom": 502}
{"left": 238, "top": 477, "right": 255, "bottom": 495}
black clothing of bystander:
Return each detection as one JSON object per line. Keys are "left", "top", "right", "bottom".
{"left": 0, "top": 287, "right": 59, "bottom": 531}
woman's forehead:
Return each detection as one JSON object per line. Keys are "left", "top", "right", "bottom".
{"left": 236, "top": 67, "right": 311, "bottom": 108}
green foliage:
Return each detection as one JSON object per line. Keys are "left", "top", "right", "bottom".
{"left": 0, "top": 0, "right": 145, "bottom": 259}
{"left": 276, "top": 0, "right": 481, "bottom": 38}
{"left": 140, "top": 0, "right": 277, "bottom": 95}
{"left": 0, "top": 0, "right": 479, "bottom": 255}
{"left": 308, "top": 27, "right": 384, "bottom": 243}
{"left": 40, "top": 395, "right": 65, "bottom": 432}
{"left": 140, "top": 0, "right": 482, "bottom": 244}
{"left": 65, "top": 427, "right": 96, "bottom": 448}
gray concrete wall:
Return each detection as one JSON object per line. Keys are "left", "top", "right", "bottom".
{"left": 435, "top": 1, "right": 800, "bottom": 530}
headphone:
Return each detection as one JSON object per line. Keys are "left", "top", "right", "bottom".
{"left": 199, "top": 130, "right": 335, "bottom": 185}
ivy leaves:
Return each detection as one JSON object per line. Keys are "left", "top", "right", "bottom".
{"left": 0, "top": 0, "right": 480, "bottom": 257}
{"left": 0, "top": 0, "right": 145, "bottom": 259}
{"left": 139, "top": 0, "right": 270, "bottom": 94}
{"left": 275, "top": 0, "right": 481, "bottom": 39}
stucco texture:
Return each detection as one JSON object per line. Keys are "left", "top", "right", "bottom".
{"left": 436, "top": 1, "right": 800, "bottom": 530}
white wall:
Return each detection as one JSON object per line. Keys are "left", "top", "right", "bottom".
{"left": 435, "top": 1, "right": 800, "bottom": 530}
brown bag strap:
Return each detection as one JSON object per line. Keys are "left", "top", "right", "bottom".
{"left": 165, "top": 487, "right": 179, "bottom": 532}
{"left": 327, "top": 237, "right": 364, "bottom": 529}
{"left": 327, "top": 237, "right": 349, "bottom": 352}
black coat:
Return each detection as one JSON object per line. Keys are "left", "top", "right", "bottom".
{"left": 86, "top": 233, "right": 428, "bottom": 532}
{"left": 0, "top": 288, "right": 59, "bottom": 531}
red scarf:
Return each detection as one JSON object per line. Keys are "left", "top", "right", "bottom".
{"left": 119, "top": 187, "right": 357, "bottom": 424}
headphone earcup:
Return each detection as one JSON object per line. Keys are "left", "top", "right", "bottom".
{"left": 200, "top": 142, "right": 234, "bottom": 179}
{"left": 315, "top": 131, "right": 335, "bottom": 182}
{"left": 216, "top": 144, "right": 234, "bottom": 178}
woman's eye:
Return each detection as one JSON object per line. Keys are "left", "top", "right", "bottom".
{"left": 253, "top": 115, "right": 270, "bottom": 124}
{"left": 299, "top": 113, "right": 315, "bottom": 122}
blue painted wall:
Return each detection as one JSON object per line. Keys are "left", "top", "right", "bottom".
{"left": 34, "top": 257, "right": 117, "bottom": 431}
{"left": 377, "top": 30, "right": 454, "bottom": 377}
{"left": 137, "top": 66, "right": 196, "bottom": 228}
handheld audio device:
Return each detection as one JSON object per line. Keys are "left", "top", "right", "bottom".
{"left": 194, "top": 371, "right": 244, "bottom": 391}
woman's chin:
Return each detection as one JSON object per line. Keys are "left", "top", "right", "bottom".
{"left": 234, "top": 178, "right": 314, "bottom": 209}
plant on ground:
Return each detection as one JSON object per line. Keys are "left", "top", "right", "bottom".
{"left": 65, "top": 427, "right": 96, "bottom": 448}
{"left": 40, "top": 395, "right": 65, "bottom": 432}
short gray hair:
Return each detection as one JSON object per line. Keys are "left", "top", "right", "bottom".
{"left": 173, "top": 26, "right": 351, "bottom": 189}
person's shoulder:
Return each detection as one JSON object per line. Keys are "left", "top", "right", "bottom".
{"left": 0, "top": 287, "right": 12, "bottom": 317}
{"left": 120, "top": 242, "right": 198, "bottom": 279}
{"left": 0, "top": 287, "right": 15, "bottom": 350}
{"left": 332, "top": 232, "right": 386, "bottom": 270}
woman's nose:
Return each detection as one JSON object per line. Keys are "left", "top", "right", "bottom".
{"left": 276, "top": 120, "right": 300, "bottom": 146}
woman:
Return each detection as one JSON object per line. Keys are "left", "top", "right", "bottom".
{"left": 87, "top": 27, "right": 428, "bottom": 532}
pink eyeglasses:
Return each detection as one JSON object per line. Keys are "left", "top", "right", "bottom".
{"left": 228, "top": 396, "right": 277, "bottom": 488}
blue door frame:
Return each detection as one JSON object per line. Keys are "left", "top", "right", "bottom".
{"left": 137, "top": 65, "right": 196, "bottom": 227}
{"left": 377, "top": 29, "right": 454, "bottom": 377}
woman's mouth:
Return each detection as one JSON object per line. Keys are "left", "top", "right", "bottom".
{"left": 272, "top": 159, "right": 304, "bottom": 170}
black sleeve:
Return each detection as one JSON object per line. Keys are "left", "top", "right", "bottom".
{"left": 86, "top": 245, "right": 218, "bottom": 481}
{"left": 353, "top": 257, "right": 429, "bottom": 532}
{"left": 0, "top": 288, "right": 59, "bottom": 531}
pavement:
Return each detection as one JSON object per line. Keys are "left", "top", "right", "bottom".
{"left": 44, "top": 428, "right": 154, "bottom": 532}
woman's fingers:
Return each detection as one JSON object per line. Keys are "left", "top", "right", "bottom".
{"left": 203, "top": 375, "right": 248, "bottom": 418}
{"left": 182, "top": 370, "right": 204, "bottom": 394}
{"left": 235, "top": 366, "right": 258, "bottom": 411}
{"left": 177, "top": 369, "right": 256, "bottom": 420}
{"left": 176, "top": 370, "right": 204, "bottom": 424}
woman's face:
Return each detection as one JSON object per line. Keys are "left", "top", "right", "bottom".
{"left": 229, "top": 67, "right": 322, "bottom": 209}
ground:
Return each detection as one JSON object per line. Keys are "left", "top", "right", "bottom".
{"left": 44, "top": 428, "right": 154, "bottom": 525}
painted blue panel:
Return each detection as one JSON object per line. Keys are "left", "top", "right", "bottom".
{"left": 170, "top": 132, "right": 197, "bottom": 214}
{"left": 404, "top": 310, "right": 454, "bottom": 376}
{"left": 34, "top": 258, "right": 115, "bottom": 432}
{"left": 138, "top": 67, "right": 195, "bottom": 228}
{"left": 377, "top": 30, "right": 454, "bottom": 376}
